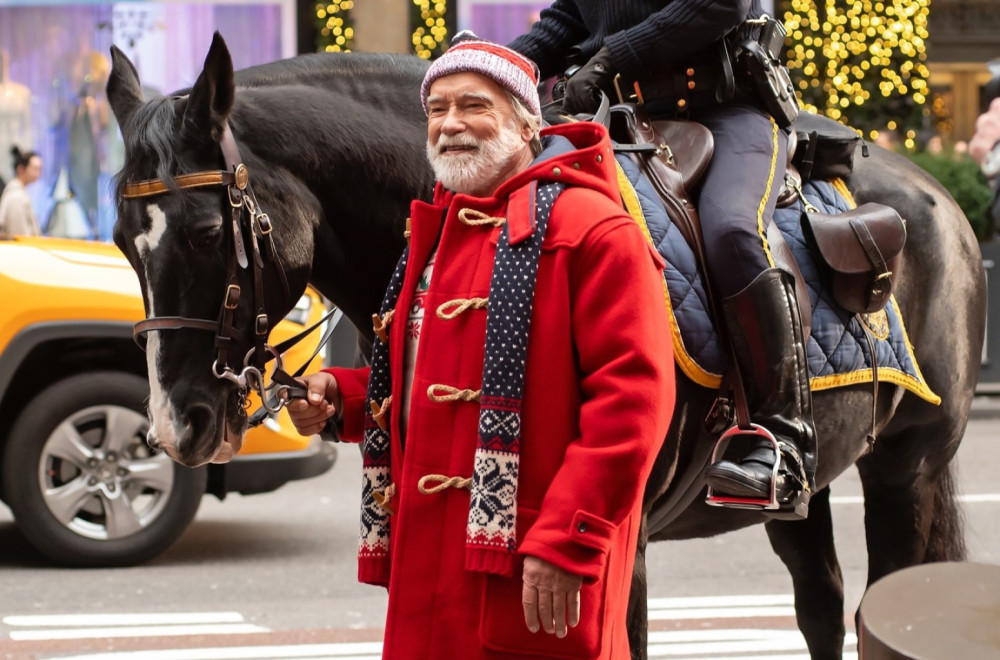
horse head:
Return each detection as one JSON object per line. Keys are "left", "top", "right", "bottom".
{"left": 108, "top": 33, "right": 317, "bottom": 467}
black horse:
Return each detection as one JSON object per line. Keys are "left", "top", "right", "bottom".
{"left": 107, "top": 34, "right": 985, "bottom": 660}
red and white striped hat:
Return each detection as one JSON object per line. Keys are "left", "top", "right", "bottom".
{"left": 420, "top": 33, "right": 541, "bottom": 120}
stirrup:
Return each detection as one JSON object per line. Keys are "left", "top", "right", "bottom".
{"left": 705, "top": 424, "right": 811, "bottom": 520}
{"left": 706, "top": 423, "right": 782, "bottom": 511}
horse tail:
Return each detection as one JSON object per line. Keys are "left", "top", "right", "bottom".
{"left": 924, "top": 460, "right": 967, "bottom": 562}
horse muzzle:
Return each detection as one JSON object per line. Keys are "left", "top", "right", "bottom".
{"left": 146, "top": 402, "right": 243, "bottom": 467}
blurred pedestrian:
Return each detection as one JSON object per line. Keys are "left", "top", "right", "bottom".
{"left": 970, "top": 98, "right": 1000, "bottom": 225}
{"left": 0, "top": 146, "right": 42, "bottom": 235}
{"left": 970, "top": 98, "right": 1000, "bottom": 172}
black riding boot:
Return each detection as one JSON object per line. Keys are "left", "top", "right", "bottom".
{"left": 704, "top": 268, "right": 817, "bottom": 517}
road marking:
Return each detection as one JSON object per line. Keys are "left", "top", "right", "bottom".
{"left": 4, "top": 612, "right": 247, "bottom": 627}
{"left": 648, "top": 629, "right": 858, "bottom": 656}
{"left": 3, "top": 612, "right": 267, "bottom": 642}
{"left": 39, "top": 634, "right": 859, "bottom": 660}
{"left": 54, "top": 643, "right": 383, "bottom": 660}
{"left": 5, "top": 598, "right": 860, "bottom": 659}
{"left": 9, "top": 624, "right": 268, "bottom": 642}
{"left": 830, "top": 493, "right": 1000, "bottom": 505}
{"left": 648, "top": 594, "right": 795, "bottom": 620}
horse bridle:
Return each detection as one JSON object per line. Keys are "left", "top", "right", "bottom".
{"left": 124, "top": 122, "right": 299, "bottom": 417}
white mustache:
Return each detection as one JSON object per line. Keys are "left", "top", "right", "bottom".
{"left": 434, "top": 135, "right": 481, "bottom": 153}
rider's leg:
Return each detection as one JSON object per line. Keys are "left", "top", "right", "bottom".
{"left": 706, "top": 268, "right": 816, "bottom": 505}
{"left": 694, "top": 104, "right": 816, "bottom": 508}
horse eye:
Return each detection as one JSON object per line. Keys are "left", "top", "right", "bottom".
{"left": 187, "top": 223, "right": 222, "bottom": 250}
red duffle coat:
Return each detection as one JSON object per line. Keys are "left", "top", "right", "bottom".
{"left": 327, "top": 121, "right": 675, "bottom": 659}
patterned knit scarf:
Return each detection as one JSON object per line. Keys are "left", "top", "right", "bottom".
{"left": 358, "top": 181, "right": 564, "bottom": 578}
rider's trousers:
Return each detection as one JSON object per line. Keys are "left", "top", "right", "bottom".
{"left": 696, "top": 103, "right": 789, "bottom": 299}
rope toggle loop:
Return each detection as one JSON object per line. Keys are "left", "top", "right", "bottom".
{"left": 458, "top": 208, "right": 505, "bottom": 228}
{"left": 437, "top": 297, "right": 488, "bottom": 320}
{"left": 372, "top": 309, "right": 395, "bottom": 344}
{"left": 418, "top": 474, "right": 472, "bottom": 494}
{"left": 369, "top": 396, "right": 392, "bottom": 431}
{"left": 372, "top": 483, "right": 397, "bottom": 514}
{"left": 427, "top": 384, "right": 481, "bottom": 403}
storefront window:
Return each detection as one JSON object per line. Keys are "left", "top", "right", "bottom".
{"left": 0, "top": 1, "right": 293, "bottom": 241}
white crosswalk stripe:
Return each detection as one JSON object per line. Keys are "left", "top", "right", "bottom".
{"left": 54, "top": 644, "right": 383, "bottom": 660}
{"left": 3, "top": 596, "right": 859, "bottom": 659}
{"left": 3, "top": 612, "right": 267, "bottom": 642}
{"left": 648, "top": 593, "right": 797, "bottom": 620}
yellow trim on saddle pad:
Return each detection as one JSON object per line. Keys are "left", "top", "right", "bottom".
{"left": 615, "top": 161, "right": 723, "bottom": 389}
{"left": 614, "top": 165, "right": 940, "bottom": 404}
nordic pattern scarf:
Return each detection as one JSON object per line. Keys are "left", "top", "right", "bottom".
{"left": 358, "top": 181, "right": 565, "bottom": 577}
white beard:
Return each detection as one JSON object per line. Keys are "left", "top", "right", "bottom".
{"left": 426, "top": 122, "right": 527, "bottom": 196}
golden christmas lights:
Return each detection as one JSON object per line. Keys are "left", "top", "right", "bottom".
{"left": 316, "top": 0, "right": 355, "bottom": 52}
{"left": 412, "top": 0, "right": 448, "bottom": 59}
{"left": 784, "top": 0, "right": 930, "bottom": 142}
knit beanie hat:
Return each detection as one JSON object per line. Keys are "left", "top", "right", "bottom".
{"left": 420, "top": 32, "right": 541, "bottom": 120}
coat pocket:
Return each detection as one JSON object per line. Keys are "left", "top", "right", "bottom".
{"left": 479, "top": 507, "right": 610, "bottom": 659}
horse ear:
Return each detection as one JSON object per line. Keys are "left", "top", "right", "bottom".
{"left": 184, "top": 32, "right": 235, "bottom": 142}
{"left": 107, "top": 45, "right": 144, "bottom": 132}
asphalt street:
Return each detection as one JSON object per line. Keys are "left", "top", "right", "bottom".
{"left": 1, "top": 401, "right": 998, "bottom": 659}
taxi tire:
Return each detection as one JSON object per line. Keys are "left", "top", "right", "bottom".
{"left": 1, "top": 371, "right": 207, "bottom": 567}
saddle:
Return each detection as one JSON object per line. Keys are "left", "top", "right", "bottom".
{"left": 606, "top": 103, "right": 907, "bottom": 524}
{"left": 608, "top": 103, "right": 906, "bottom": 319}
{"left": 608, "top": 102, "right": 811, "bottom": 337}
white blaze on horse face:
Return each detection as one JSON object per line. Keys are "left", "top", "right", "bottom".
{"left": 134, "top": 203, "right": 181, "bottom": 452}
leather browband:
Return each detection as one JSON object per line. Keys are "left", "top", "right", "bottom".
{"left": 122, "top": 170, "right": 237, "bottom": 199}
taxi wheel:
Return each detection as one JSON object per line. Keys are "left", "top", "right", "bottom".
{"left": 1, "top": 372, "right": 207, "bottom": 567}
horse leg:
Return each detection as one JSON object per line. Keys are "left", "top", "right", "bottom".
{"left": 856, "top": 427, "right": 966, "bottom": 587}
{"left": 764, "top": 486, "right": 845, "bottom": 660}
{"left": 627, "top": 518, "right": 649, "bottom": 660}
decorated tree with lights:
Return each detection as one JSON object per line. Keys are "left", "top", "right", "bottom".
{"left": 314, "top": 1, "right": 355, "bottom": 52}
{"left": 411, "top": 0, "right": 450, "bottom": 59}
{"left": 313, "top": 0, "right": 451, "bottom": 59}
{"left": 782, "top": 0, "right": 931, "bottom": 147}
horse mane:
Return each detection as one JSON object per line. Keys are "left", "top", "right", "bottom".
{"left": 114, "top": 96, "right": 180, "bottom": 216}
{"left": 113, "top": 52, "right": 434, "bottom": 223}
{"left": 232, "top": 52, "right": 429, "bottom": 91}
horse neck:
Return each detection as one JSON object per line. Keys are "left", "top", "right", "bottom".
{"left": 231, "top": 83, "right": 433, "bottom": 334}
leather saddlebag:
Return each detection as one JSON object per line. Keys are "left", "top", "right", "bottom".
{"left": 804, "top": 202, "right": 906, "bottom": 314}
{"left": 793, "top": 112, "right": 865, "bottom": 181}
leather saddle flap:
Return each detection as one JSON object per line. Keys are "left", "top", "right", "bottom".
{"left": 609, "top": 103, "right": 714, "bottom": 193}
{"left": 650, "top": 118, "right": 714, "bottom": 192}
{"left": 806, "top": 202, "right": 905, "bottom": 274}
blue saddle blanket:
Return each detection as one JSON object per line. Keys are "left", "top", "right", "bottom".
{"left": 614, "top": 154, "right": 938, "bottom": 403}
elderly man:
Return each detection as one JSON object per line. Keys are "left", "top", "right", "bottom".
{"left": 288, "top": 36, "right": 674, "bottom": 659}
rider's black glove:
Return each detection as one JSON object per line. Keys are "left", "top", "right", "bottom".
{"left": 563, "top": 46, "right": 615, "bottom": 115}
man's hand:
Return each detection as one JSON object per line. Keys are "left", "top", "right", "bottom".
{"left": 969, "top": 98, "right": 1000, "bottom": 171}
{"left": 286, "top": 371, "right": 341, "bottom": 436}
{"left": 521, "top": 556, "right": 583, "bottom": 638}
{"left": 563, "top": 46, "right": 615, "bottom": 115}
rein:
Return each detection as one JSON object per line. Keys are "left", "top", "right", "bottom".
{"left": 124, "top": 122, "right": 313, "bottom": 424}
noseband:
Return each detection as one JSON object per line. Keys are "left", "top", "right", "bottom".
{"left": 124, "top": 123, "right": 296, "bottom": 416}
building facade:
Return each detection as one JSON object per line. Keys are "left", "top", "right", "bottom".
{"left": 928, "top": 0, "right": 1000, "bottom": 141}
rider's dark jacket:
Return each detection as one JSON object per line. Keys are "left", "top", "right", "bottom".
{"left": 509, "top": 0, "right": 764, "bottom": 82}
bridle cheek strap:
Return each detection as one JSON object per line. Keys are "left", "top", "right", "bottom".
{"left": 127, "top": 121, "right": 290, "bottom": 395}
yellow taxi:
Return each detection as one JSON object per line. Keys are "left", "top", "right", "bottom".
{"left": 0, "top": 234, "right": 335, "bottom": 567}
